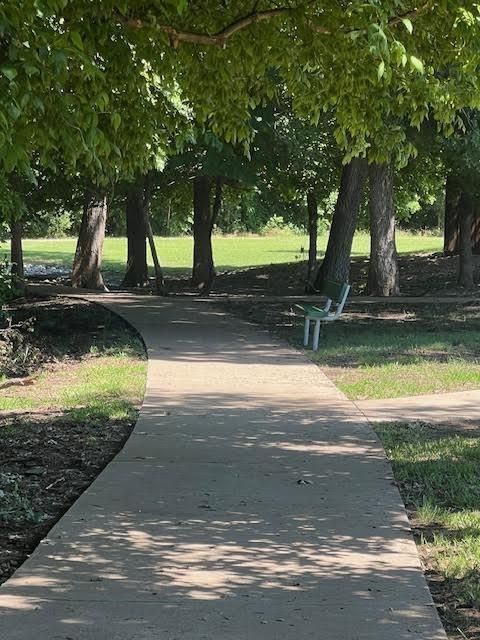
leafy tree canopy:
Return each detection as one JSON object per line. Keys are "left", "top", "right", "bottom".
{"left": 1, "top": 0, "right": 480, "bottom": 180}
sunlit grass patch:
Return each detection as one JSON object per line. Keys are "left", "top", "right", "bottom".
{"left": 0, "top": 356, "right": 147, "bottom": 420}
{"left": 59, "top": 358, "right": 147, "bottom": 421}
{"left": 333, "top": 360, "right": 480, "bottom": 400}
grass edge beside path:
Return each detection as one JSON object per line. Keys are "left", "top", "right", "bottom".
{"left": 376, "top": 421, "right": 480, "bottom": 640}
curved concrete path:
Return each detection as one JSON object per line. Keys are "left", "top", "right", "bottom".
{"left": 0, "top": 295, "right": 446, "bottom": 639}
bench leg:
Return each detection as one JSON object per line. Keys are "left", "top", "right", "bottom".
{"left": 313, "top": 320, "right": 321, "bottom": 350}
{"left": 303, "top": 317, "right": 310, "bottom": 346}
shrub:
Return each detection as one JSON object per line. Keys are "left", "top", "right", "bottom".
{"left": 261, "top": 215, "right": 304, "bottom": 235}
{"left": 0, "top": 260, "right": 19, "bottom": 307}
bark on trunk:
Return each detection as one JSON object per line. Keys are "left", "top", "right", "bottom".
{"left": 72, "top": 190, "right": 108, "bottom": 290}
{"left": 443, "top": 175, "right": 480, "bottom": 255}
{"left": 444, "top": 174, "right": 462, "bottom": 255}
{"left": 212, "top": 177, "right": 223, "bottom": 228}
{"left": 191, "top": 175, "right": 215, "bottom": 293}
{"left": 368, "top": 163, "right": 400, "bottom": 297}
{"left": 122, "top": 181, "right": 148, "bottom": 288}
{"left": 142, "top": 176, "right": 167, "bottom": 296}
{"left": 306, "top": 191, "right": 318, "bottom": 291}
{"left": 314, "top": 158, "right": 368, "bottom": 289}
{"left": 10, "top": 217, "right": 25, "bottom": 293}
{"left": 458, "top": 192, "right": 475, "bottom": 289}
{"left": 473, "top": 201, "right": 480, "bottom": 254}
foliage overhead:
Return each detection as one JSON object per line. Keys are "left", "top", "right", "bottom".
{"left": 1, "top": 1, "right": 480, "bottom": 181}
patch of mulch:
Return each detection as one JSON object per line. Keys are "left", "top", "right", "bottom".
{"left": 0, "top": 296, "right": 145, "bottom": 586}
{"left": 182, "top": 252, "right": 480, "bottom": 297}
{"left": 0, "top": 411, "right": 137, "bottom": 586}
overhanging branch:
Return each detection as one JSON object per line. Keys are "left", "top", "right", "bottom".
{"left": 124, "top": 2, "right": 434, "bottom": 48}
{"left": 126, "top": 8, "right": 294, "bottom": 48}
{"left": 387, "top": 0, "right": 434, "bottom": 29}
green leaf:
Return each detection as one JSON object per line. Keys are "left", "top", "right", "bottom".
{"left": 24, "top": 64, "right": 39, "bottom": 77}
{"left": 401, "top": 18, "right": 413, "bottom": 34}
{"left": 410, "top": 55, "right": 424, "bottom": 74}
{"left": 7, "top": 103, "right": 21, "bottom": 120}
{"left": 20, "top": 93, "right": 30, "bottom": 108}
{"left": 32, "top": 96, "right": 45, "bottom": 113}
{"left": 176, "top": 0, "right": 188, "bottom": 13}
{"left": 377, "top": 60, "right": 385, "bottom": 80}
{"left": 4, "top": 147, "right": 19, "bottom": 172}
{"left": 1, "top": 66, "right": 17, "bottom": 81}
{"left": 70, "top": 31, "right": 84, "bottom": 50}
{"left": 111, "top": 112, "right": 121, "bottom": 131}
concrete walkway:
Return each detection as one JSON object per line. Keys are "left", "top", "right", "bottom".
{"left": 356, "top": 389, "right": 480, "bottom": 424}
{"left": 0, "top": 296, "right": 446, "bottom": 639}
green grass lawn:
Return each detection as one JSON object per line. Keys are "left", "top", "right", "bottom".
{"left": 307, "top": 304, "right": 480, "bottom": 400}
{"left": 0, "top": 356, "right": 147, "bottom": 419}
{"left": 377, "top": 422, "right": 480, "bottom": 633}
{"left": 0, "top": 231, "right": 443, "bottom": 276}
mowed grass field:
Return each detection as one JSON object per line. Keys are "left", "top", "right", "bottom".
{"left": 0, "top": 231, "right": 443, "bottom": 275}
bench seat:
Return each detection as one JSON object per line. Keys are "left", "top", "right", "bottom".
{"left": 294, "top": 304, "right": 329, "bottom": 318}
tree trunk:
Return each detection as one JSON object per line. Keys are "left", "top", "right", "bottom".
{"left": 142, "top": 176, "right": 167, "bottom": 296}
{"left": 457, "top": 192, "right": 475, "bottom": 289}
{"left": 314, "top": 157, "right": 368, "bottom": 289}
{"left": 122, "top": 181, "right": 148, "bottom": 288}
{"left": 10, "top": 217, "right": 25, "bottom": 293}
{"left": 306, "top": 191, "right": 318, "bottom": 290}
{"left": 444, "top": 174, "right": 461, "bottom": 255}
{"left": 368, "top": 163, "right": 400, "bottom": 296}
{"left": 165, "top": 200, "right": 171, "bottom": 236}
{"left": 212, "top": 177, "right": 223, "bottom": 229}
{"left": 72, "top": 190, "right": 108, "bottom": 290}
{"left": 472, "top": 200, "right": 480, "bottom": 254}
{"left": 192, "top": 175, "right": 215, "bottom": 293}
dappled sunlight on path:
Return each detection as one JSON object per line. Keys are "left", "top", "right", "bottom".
{"left": 0, "top": 295, "right": 446, "bottom": 639}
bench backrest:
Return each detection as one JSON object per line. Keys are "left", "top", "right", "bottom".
{"left": 320, "top": 279, "right": 350, "bottom": 303}
{"left": 320, "top": 280, "right": 351, "bottom": 317}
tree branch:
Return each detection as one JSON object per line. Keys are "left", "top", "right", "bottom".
{"left": 126, "top": 8, "right": 293, "bottom": 48}
{"left": 387, "top": 0, "right": 434, "bottom": 29}
{"left": 123, "top": 1, "right": 434, "bottom": 48}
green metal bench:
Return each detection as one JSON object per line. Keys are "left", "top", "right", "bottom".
{"left": 295, "top": 280, "right": 351, "bottom": 351}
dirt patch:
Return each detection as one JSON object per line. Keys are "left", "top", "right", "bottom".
{"left": 194, "top": 251, "right": 480, "bottom": 297}
{"left": 0, "top": 411, "right": 136, "bottom": 585}
{"left": 0, "top": 296, "right": 146, "bottom": 586}
{"left": 424, "top": 568, "right": 480, "bottom": 640}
